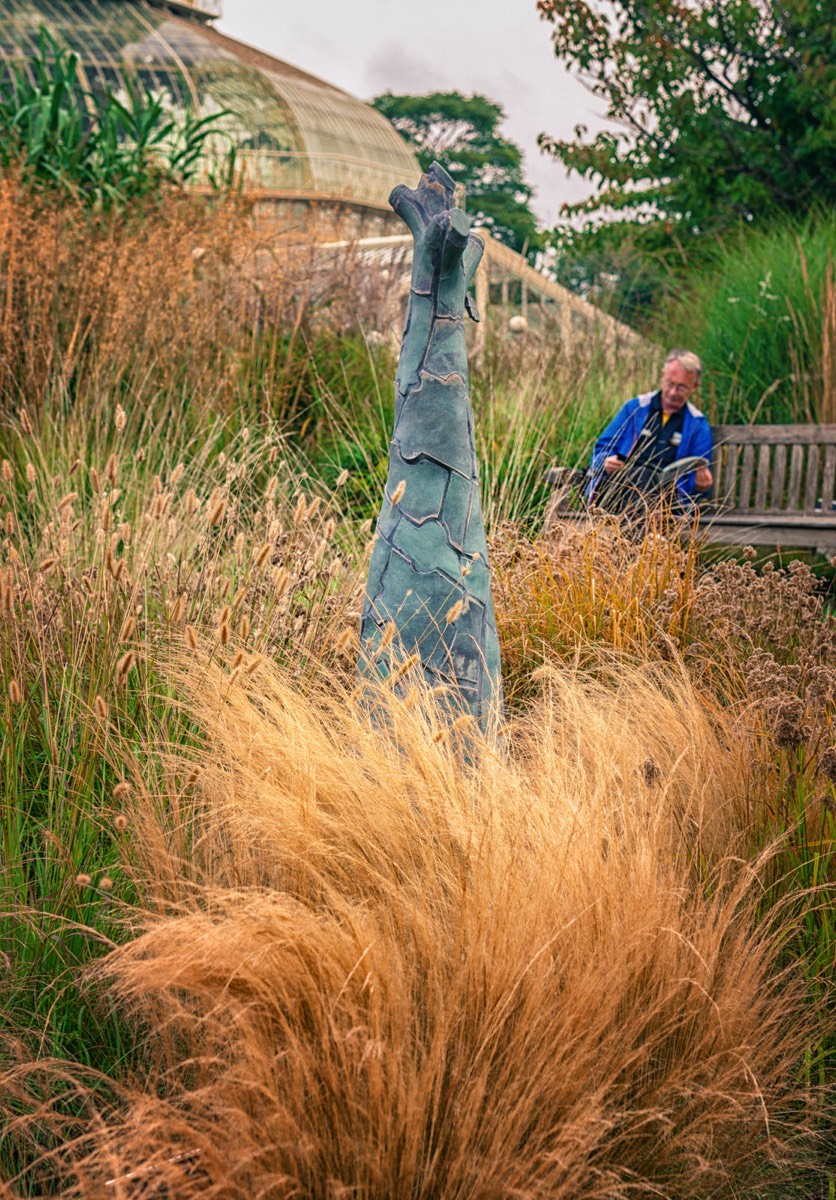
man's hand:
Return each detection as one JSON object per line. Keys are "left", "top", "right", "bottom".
{"left": 695, "top": 466, "right": 713, "bottom": 491}
{"left": 603, "top": 455, "right": 625, "bottom": 474}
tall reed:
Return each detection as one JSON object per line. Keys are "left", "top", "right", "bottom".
{"left": 664, "top": 212, "right": 836, "bottom": 424}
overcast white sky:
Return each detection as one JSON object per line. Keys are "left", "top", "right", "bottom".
{"left": 216, "top": 0, "right": 609, "bottom": 227}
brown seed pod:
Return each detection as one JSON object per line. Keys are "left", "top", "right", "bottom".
{"left": 445, "top": 600, "right": 464, "bottom": 625}
{"left": 0, "top": 577, "right": 13, "bottom": 617}
{"left": 208, "top": 496, "right": 227, "bottom": 526}
{"left": 115, "top": 651, "right": 136, "bottom": 684}
{"left": 392, "top": 653, "right": 420, "bottom": 681}
{"left": 335, "top": 627, "right": 354, "bottom": 653}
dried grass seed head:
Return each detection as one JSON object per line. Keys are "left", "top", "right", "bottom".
{"left": 208, "top": 495, "right": 227, "bottom": 526}
{"left": 116, "top": 651, "right": 137, "bottom": 684}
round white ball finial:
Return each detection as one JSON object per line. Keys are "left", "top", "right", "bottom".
{"left": 508, "top": 315, "right": 529, "bottom": 335}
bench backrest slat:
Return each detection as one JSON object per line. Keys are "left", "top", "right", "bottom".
{"left": 771, "top": 444, "right": 787, "bottom": 509}
{"left": 754, "top": 443, "right": 771, "bottom": 510}
{"left": 712, "top": 424, "right": 836, "bottom": 446}
{"left": 787, "top": 444, "right": 804, "bottom": 509}
{"left": 738, "top": 443, "right": 755, "bottom": 510}
{"left": 720, "top": 443, "right": 739, "bottom": 507}
{"left": 804, "top": 445, "right": 820, "bottom": 513}
{"left": 822, "top": 444, "right": 836, "bottom": 513}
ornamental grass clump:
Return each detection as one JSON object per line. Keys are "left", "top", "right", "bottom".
{"left": 1, "top": 655, "right": 822, "bottom": 1200}
{"left": 0, "top": 181, "right": 405, "bottom": 428}
{"left": 492, "top": 513, "right": 703, "bottom": 700}
{"left": 0, "top": 406, "right": 366, "bottom": 1087}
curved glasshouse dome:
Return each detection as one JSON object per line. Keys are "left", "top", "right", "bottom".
{"left": 0, "top": 0, "right": 419, "bottom": 224}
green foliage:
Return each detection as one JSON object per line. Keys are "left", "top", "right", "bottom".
{"left": 372, "top": 90, "right": 542, "bottom": 260}
{"left": 548, "top": 221, "right": 680, "bottom": 328}
{"left": 664, "top": 212, "right": 835, "bottom": 422}
{"left": 0, "top": 28, "right": 230, "bottom": 207}
{"left": 538, "top": 0, "right": 836, "bottom": 317}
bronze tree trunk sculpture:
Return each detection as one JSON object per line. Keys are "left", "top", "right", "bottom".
{"left": 359, "top": 162, "right": 503, "bottom": 733}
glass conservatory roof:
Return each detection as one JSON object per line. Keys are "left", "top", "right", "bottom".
{"left": 0, "top": 0, "right": 419, "bottom": 208}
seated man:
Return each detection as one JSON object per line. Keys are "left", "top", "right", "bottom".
{"left": 587, "top": 348, "right": 713, "bottom": 511}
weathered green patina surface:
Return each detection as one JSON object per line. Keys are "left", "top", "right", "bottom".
{"left": 360, "top": 162, "right": 503, "bottom": 732}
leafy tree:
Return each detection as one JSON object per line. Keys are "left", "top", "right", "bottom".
{"left": 537, "top": 0, "right": 836, "bottom": 322}
{"left": 372, "top": 90, "right": 542, "bottom": 260}
{"left": 0, "top": 28, "right": 231, "bottom": 208}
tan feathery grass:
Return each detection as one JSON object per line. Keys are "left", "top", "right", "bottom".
{"left": 13, "top": 653, "right": 820, "bottom": 1200}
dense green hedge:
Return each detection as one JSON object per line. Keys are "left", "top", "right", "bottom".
{"left": 664, "top": 212, "right": 835, "bottom": 424}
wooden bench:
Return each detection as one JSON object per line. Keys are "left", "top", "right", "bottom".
{"left": 707, "top": 424, "right": 836, "bottom": 554}
{"left": 544, "top": 425, "right": 836, "bottom": 555}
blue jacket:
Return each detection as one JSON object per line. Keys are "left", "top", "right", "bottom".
{"left": 587, "top": 391, "right": 713, "bottom": 499}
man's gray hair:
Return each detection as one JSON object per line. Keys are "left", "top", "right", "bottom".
{"left": 664, "top": 348, "right": 702, "bottom": 383}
